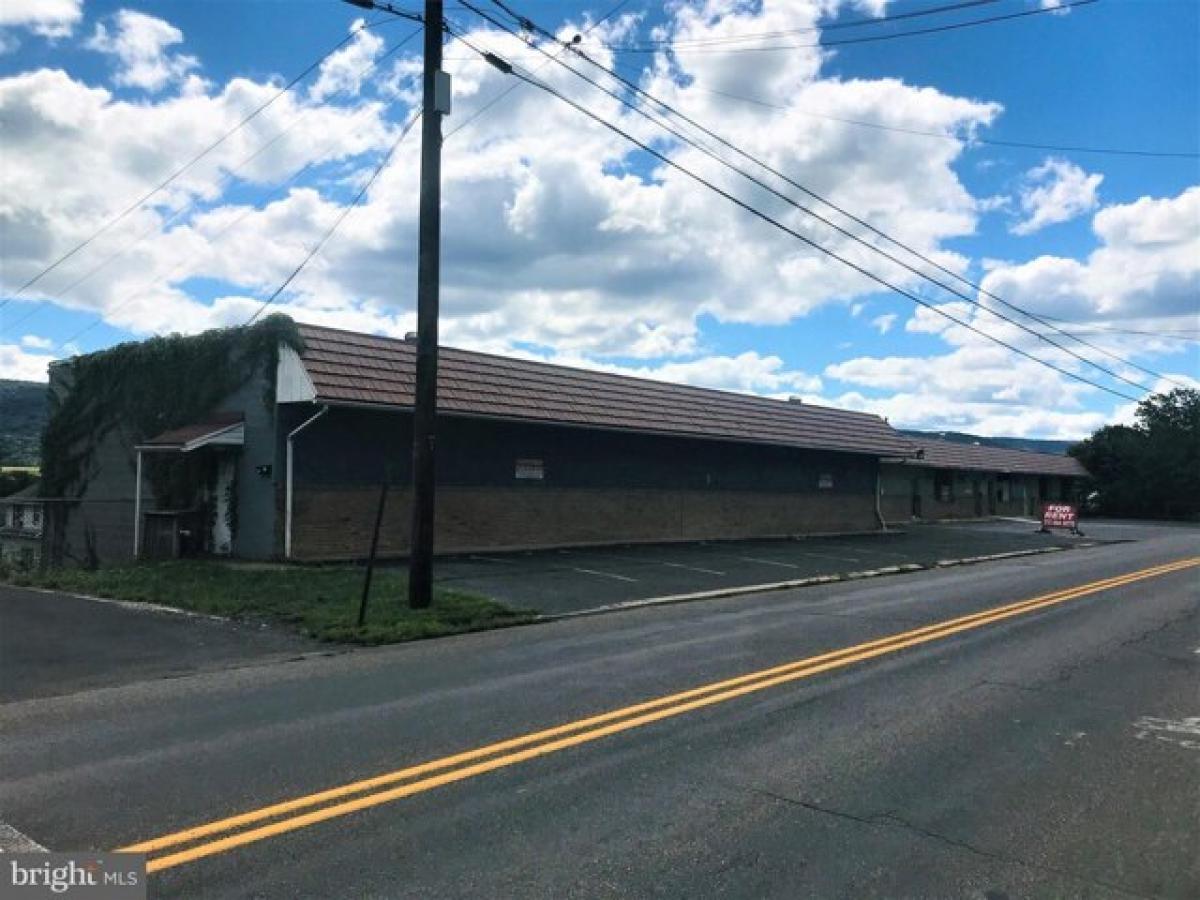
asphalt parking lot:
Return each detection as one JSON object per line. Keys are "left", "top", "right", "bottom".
{"left": 430, "top": 520, "right": 1096, "bottom": 615}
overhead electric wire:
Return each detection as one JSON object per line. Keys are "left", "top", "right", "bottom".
{"left": 605, "top": 0, "right": 1001, "bottom": 48}
{"left": 1, "top": 13, "right": 415, "bottom": 307}
{"left": 44, "top": 101, "right": 403, "bottom": 355}
{"left": 487, "top": 1, "right": 1186, "bottom": 389}
{"left": 3, "top": 26, "right": 425, "bottom": 337}
{"left": 606, "top": 0, "right": 1098, "bottom": 54}
{"left": 1035, "top": 315, "right": 1200, "bottom": 341}
{"left": 446, "top": 0, "right": 633, "bottom": 139}
{"left": 245, "top": 108, "right": 422, "bottom": 326}
{"left": 676, "top": 83, "right": 1200, "bottom": 160}
{"left": 446, "top": 29, "right": 1143, "bottom": 403}
{"left": 462, "top": 3, "right": 1172, "bottom": 393}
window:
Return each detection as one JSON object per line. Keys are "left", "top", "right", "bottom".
{"left": 934, "top": 470, "right": 954, "bottom": 503}
{"left": 514, "top": 458, "right": 545, "bottom": 481}
{"left": 817, "top": 473, "right": 834, "bottom": 490}
{"left": 996, "top": 477, "right": 1012, "bottom": 503}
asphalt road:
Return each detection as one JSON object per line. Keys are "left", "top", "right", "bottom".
{"left": 0, "top": 586, "right": 318, "bottom": 702}
{"left": 1, "top": 524, "right": 1197, "bottom": 898}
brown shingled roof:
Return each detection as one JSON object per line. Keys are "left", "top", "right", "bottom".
{"left": 294, "top": 323, "right": 913, "bottom": 458}
{"left": 906, "top": 436, "right": 1089, "bottom": 478}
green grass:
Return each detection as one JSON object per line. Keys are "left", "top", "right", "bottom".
{"left": 2, "top": 561, "right": 535, "bottom": 644}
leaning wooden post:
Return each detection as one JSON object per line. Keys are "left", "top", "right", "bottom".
{"left": 358, "top": 478, "right": 391, "bottom": 627}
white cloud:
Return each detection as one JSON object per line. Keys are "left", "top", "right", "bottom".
{"left": 309, "top": 19, "right": 384, "bottom": 103}
{"left": 0, "top": 0, "right": 81, "bottom": 38}
{"left": 871, "top": 313, "right": 897, "bottom": 334}
{"left": 1040, "top": 0, "right": 1072, "bottom": 15}
{"left": 0, "top": 66, "right": 396, "bottom": 333}
{"left": 0, "top": 343, "right": 56, "bottom": 381}
{"left": 985, "top": 186, "right": 1200, "bottom": 322}
{"left": 822, "top": 334, "right": 1111, "bottom": 439}
{"left": 547, "top": 351, "right": 822, "bottom": 397}
{"left": 19, "top": 334, "right": 52, "bottom": 349}
{"left": 1011, "top": 157, "right": 1102, "bottom": 235}
{"left": 85, "top": 10, "right": 200, "bottom": 93}
{"left": 11, "top": 0, "right": 1177, "bottom": 441}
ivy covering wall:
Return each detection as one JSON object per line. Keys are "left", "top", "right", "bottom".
{"left": 40, "top": 314, "right": 303, "bottom": 502}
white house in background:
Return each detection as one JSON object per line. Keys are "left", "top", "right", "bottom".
{"left": 0, "top": 481, "right": 44, "bottom": 569}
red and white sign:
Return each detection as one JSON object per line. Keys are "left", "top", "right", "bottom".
{"left": 1041, "top": 503, "right": 1078, "bottom": 530}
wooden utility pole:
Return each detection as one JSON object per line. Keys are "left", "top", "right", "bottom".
{"left": 408, "top": 0, "right": 447, "bottom": 608}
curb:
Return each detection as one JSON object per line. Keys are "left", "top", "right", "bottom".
{"left": 539, "top": 545, "right": 1073, "bottom": 622}
{"left": 0, "top": 820, "right": 48, "bottom": 853}
{"left": 5, "top": 584, "right": 233, "bottom": 623}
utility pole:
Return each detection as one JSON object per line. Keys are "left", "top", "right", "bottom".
{"left": 408, "top": 0, "right": 447, "bottom": 609}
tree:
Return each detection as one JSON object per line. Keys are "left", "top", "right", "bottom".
{"left": 1070, "top": 388, "right": 1200, "bottom": 519}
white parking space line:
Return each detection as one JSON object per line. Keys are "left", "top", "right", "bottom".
{"left": 573, "top": 567, "right": 638, "bottom": 583}
{"left": 658, "top": 561, "right": 726, "bottom": 576}
{"left": 739, "top": 557, "right": 801, "bottom": 569}
{"left": 822, "top": 544, "right": 902, "bottom": 558}
{"left": 468, "top": 555, "right": 514, "bottom": 565}
{"left": 794, "top": 551, "right": 860, "bottom": 563}
{"left": 585, "top": 551, "right": 726, "bottom": 577}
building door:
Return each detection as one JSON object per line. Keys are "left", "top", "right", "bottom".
{"left": 986, "top": 478, "right": 996, "bottom": 515}
{"left": 974, "top": 480, "right": 984, "bottom": 517}
{"left": 911, "top": 477, "right": 921, "bottom": 519}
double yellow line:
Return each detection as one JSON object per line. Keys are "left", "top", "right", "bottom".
{"left": 122, "top": 557, "right": 1198, "bottom": 873}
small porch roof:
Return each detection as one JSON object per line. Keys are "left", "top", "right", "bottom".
{"left": 136, "top": 412, "right": 244, "bottom": 453}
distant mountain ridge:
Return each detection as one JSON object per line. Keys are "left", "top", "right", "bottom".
{"left": 902, "top": 429, "right": 1074, "bottom": 456}
{"left": 0, "top": 379, "right": 48, "bottom": 466}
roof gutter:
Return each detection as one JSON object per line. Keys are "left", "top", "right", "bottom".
{"left": 285, "top": 405, "right": 329, "bottom": 560}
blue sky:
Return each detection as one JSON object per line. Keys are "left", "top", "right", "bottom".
{"left": 1, "top": 0, "right": 1197, "bottom": 438}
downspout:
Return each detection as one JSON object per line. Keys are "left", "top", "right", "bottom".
{"left": 875, "top": 464, "right": 887, "bottom": 533}
{"left": 285, "top": 405, "right": 329, "bottom": 560}
{"left": 133, "top": 449, "right": 143, "bottom": 558}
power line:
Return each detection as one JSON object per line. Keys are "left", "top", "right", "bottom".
{"left": 504, "top": 6, "right": 1188, "bottom": 390}
{"left": 462, "top": 3, "right": 1172, "bottom": 393}
{"left": 446, "top": 0, "right": 633, "bottom": 139}
{"left": 246, "top": 108, "right": 423, "bottom": 325}
{"left": 606, "top": 0, "right": 1001, "bottom": 48}
{"left": 44, "top": 102, "right": 400, "bottom": 355}
{"left": 1, "top": 14, "right": 414, "bottom": 308}
{"left": 3, "top": 27, "right": 425, "bottom": 338}
{"left": 1039, "top": 328, "right": 1200, "bottom": 347}
{"left": 607, "top": 0, "right": 1098, "bottom": 54}
{"left": 1035, "top": 315, "right": 1200, "bottom": 341}
{"left": 448, "top": 29, "right": 1142, "bottom": 403}
{"left": 681, "top": 83, "right": 1200, "bottom": 160}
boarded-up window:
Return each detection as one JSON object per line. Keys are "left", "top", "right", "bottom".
{"left": 935, "top": 470, "right": 954, "bottom": 503}
{"left": 996, "top": 476, "right": 1012, "bottom": 503}
{"left": 515, "top": 458, "right": 545, "bottom": 481}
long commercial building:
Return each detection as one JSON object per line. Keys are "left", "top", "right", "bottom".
{"left": 45, "top": 322, "right": 922, "bottom": 563}
{"left": 879, "top": 436, "right": 1089, "bottom": 524}
{"left": 42, "top": 322, "right": 1092, "bottom": 563}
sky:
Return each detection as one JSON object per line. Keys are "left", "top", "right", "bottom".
{"left": 0, "top": 0, "right": 1197, "bottom": 439}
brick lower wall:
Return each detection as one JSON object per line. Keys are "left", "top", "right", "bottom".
{"left": 290, "top": 486, "right": 880, "bottom": 561}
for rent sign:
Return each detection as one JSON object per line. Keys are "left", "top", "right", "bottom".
{"left": 1041, "top": 503, "right": 1080, "bottom": 533}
